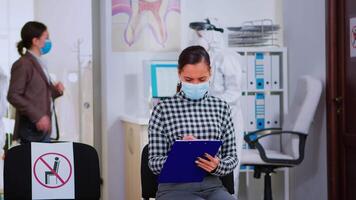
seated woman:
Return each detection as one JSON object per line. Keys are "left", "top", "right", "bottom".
{"left": 148, "top": 45, "right": 238, "bottom": 200}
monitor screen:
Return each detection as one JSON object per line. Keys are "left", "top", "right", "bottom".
{"left": 150, "top": 61, "right": 179, "bottom": 98}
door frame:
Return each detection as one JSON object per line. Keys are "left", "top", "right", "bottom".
{"left": 326, "top": 0, "right": 345, "bottom": 199}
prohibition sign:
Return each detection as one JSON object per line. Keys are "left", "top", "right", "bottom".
{"left": 33, "top": 152, "right": 73, "bottom": 189}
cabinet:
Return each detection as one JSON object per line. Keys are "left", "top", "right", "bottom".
{"left": 122, "top": 117, "right": 148, "bottom": 200}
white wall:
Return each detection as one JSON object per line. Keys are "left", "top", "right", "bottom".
{"left": 100, "top": 0, "right": 282, "bottom": 199}
{"left": 34, "top": 0, "right": 93, "bottom": 143}
{"left": 0, "top": 0, "right": 34, "bottom": 76}
{"left": 283, "top": 0, "right": 328, "bottom": 200}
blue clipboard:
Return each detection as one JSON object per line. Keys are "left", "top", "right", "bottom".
{"left": 158, "top": 140, "right": 222, "bottom": 183}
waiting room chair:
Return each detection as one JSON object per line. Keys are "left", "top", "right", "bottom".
{"left": 141, "top": 144, "right": 235, "bottom": 199}
{"left": 241, "top": 75, "right": 323, "bottom": 200}
{"left": 4, "top": 142, "right": 101, "bottom": 200}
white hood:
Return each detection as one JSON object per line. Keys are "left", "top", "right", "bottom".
{"left": 196, "top": 30, "right": 224, "bottom": 52}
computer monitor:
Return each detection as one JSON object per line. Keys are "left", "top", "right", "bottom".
{"left": 150, "top": 61, "right": 179, "bottom": 98}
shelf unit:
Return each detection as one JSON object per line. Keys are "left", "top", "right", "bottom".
{"left": 231, "top": 47, "right": 289, "bottom": 200}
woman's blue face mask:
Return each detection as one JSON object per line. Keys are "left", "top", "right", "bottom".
{"left": 41, "top": 39, "right": 52, "bottom": 55}
{"left": 181, "top": 81, "right": 209, "bottom": 100}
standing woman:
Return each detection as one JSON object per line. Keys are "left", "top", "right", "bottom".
{"left": 7, "top": 21, "right": 64, "bottom": 144}
{"left": 148, "top": 46, "right": 238, "bottom": 200}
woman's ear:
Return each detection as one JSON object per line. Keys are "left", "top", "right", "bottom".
{"left": 177, "top": 69, "right": 183, "bottom": 81}
{"left": 32, "top": 37, "right": 40, "bottom": 48}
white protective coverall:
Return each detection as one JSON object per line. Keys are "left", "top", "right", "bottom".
{"left": 0, "top": 67, "right": 8, "bottom": 151}
{"left": 196, "top": 28, "right": 244, "bottom": 194}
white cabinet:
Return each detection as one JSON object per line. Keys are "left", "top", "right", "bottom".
{"left": 121, "top": 117, "right": 148, "bottom": 200}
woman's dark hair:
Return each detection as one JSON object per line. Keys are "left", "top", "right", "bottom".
{"left": 178, "top": 45, "right": 210, "bottom": 72}
{"left": 176, "top": 45, "right": 211, "bottom": 92}
{"left": 17, "top": 21, "right": 47, "bottom": 56}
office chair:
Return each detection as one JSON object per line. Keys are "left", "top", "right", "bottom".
{"left": 241, "top": 75, "right": 323, "bottom": 200}
{"left": 141, "top": 144, "right": 235, "bottom": 200}
{"left": 4, "top": 142, "right": 101, "bottom": 200}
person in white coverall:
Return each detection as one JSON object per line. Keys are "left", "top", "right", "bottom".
{"left": 0, "top": 67, "right": 8, "bottom": 152}
{"left": 190, "top": 19, "right": 244, "bottom": 197}
{"left": 0, "top": 67, "right": 9, "bottom": 190}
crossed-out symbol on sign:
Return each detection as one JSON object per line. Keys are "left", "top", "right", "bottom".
{"left": 33, "top": 152, "right": 72, "bottom": 189}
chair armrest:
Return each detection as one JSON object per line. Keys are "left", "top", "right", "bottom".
{"left": 249, "top": 127, "right": 282, "bottom": 135}
{"left": 244, "top": 128, "right": 282, "bottom": 146}
{"left": 245, "top": 130, "right": 306, "bottom": 144}
{"left": 244, "top": 130, "right": 308, "bottom": 165}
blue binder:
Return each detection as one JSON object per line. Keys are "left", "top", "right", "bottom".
{"left": 158, "top": 140, "right": 222, "bottom": 183}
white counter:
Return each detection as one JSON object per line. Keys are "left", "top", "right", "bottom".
{"left": 120, "top": 114, "right": 149, "bottom": 125}
{"left": 120, "top": 114, "right": 149, "bottom": 200}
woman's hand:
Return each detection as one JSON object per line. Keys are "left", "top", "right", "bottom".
{"left": 182, "top": 135, "right": 196, "bottom": 140}
{"left": 36, "top": 115, "right": 51, "bottom": 133}
{"left": 196, "top": 153, "right": 220, "bottom": 173}
{"left": 54, "top": 82, "right": 65, "bottom": 94}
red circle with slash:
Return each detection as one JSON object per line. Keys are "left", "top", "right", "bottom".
{"left": 33, "top": 152, "right": 72, "bottom": 189}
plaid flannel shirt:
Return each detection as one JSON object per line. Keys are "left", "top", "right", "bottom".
{"left": 148, "top": 91, "right": 238, "bottom": 176}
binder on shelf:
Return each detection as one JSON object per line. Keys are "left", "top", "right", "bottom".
{"left": 241, "top": 95, "right": 256, "bottom": 132}
{"left": 255, "top": 53, "right": 272, "bottom": 90}
{"left": 264, "top": 54, "right": 272, "bottom": 90}
{"left": 265, "top": 94, "right": 281, "bottom": 129}
{"left": 271, "top": 55, "right": 281, "bottom": 90}
{"left": 247, "top": 55, "right": 256, "bottom": 90}
{"left": 255, "top": 93, "right": 265, "bottom": 130}
{"left": 255, "top": 53, "right": 264, "bottom": 90}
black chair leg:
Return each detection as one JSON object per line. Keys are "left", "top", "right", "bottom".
{"left": 264, "top": 172, "right": 273, "bottom": 200}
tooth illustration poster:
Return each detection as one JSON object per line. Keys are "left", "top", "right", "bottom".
{"left": 112, "top": 0, "right": 181, "bottom": 52}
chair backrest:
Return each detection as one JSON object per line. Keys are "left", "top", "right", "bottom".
{"left": 4, "top": 142, "right": 101, "bottom": 199}
{"left": 53, "top": 158, "right": 60, "bottom": 172}
{"left": 141, "top": 144, "right": 234, "bottom": 199}
{"left": 281, "top": 76, "right": 322, "bottom": 158}
{"left": 141, "top": 144, "right": 158, "bottom": 199}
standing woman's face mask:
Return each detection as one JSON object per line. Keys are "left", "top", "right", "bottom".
{"left": 32, "top": 30, "right": 52, "bottom": 55}
{"left": 178, "top": 60, "right": 211, "bottom": 100}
